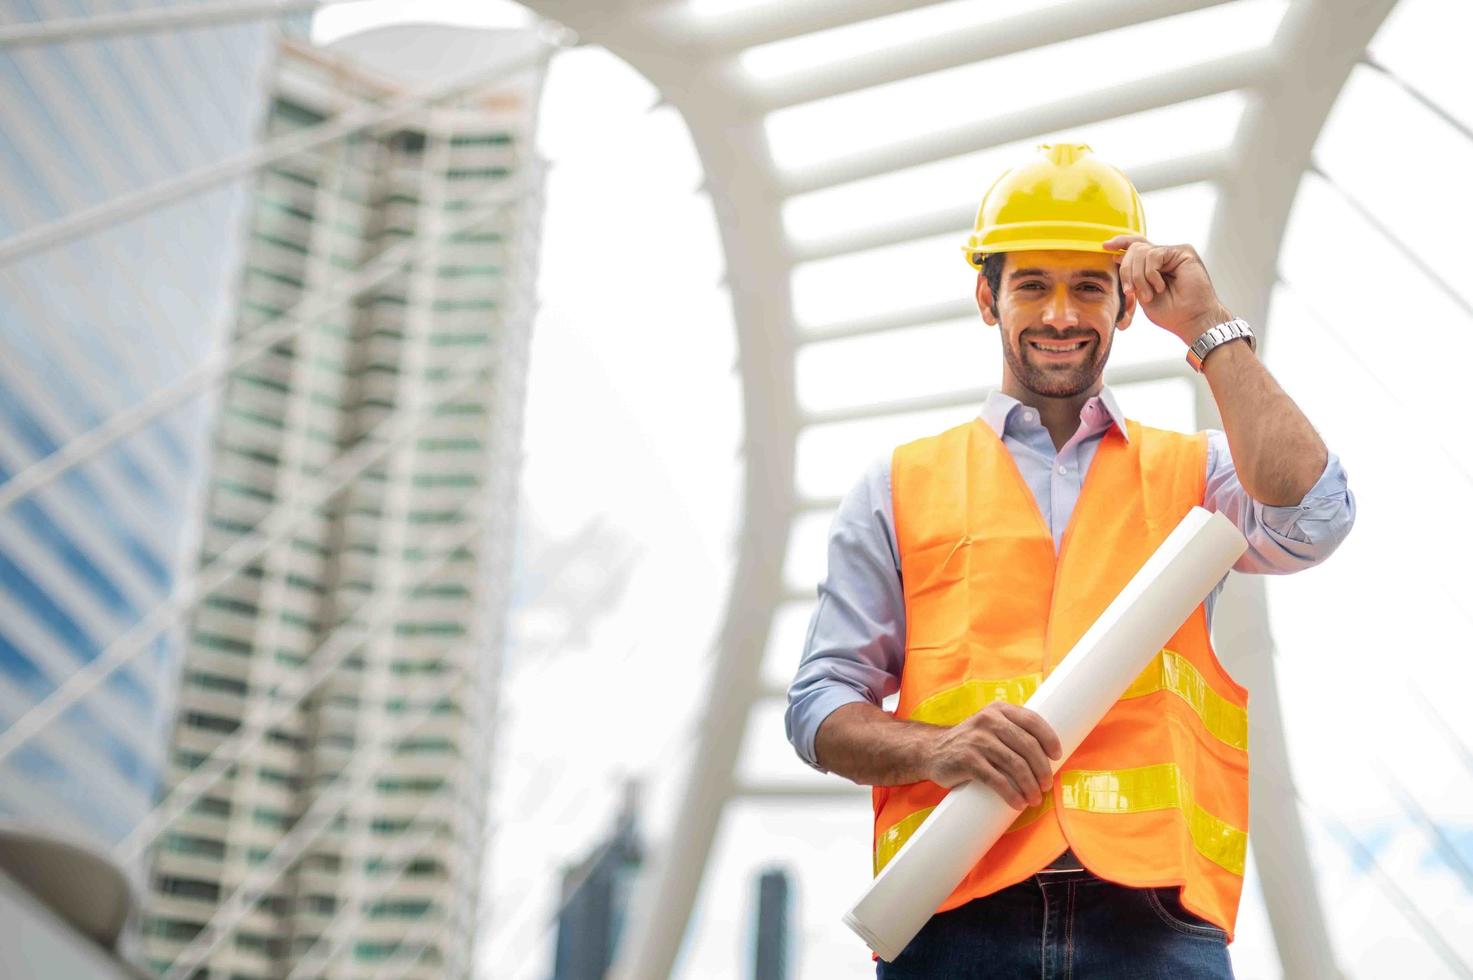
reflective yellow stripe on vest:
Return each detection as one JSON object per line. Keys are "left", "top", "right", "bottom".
{"left": 1062, "top": 763, "right": 1247, "bottom": 875}
{"left": 874, "top": 764, "right": 1246, "bottom": 877}
{"left": 908, "top": 650, "right": 1247, "bottom": 752}
{"left": 1122, "top": 651, "right": 1248, "bottom": 752}
{"left": 909, "top": 673, "right": 1042, "bottom": 726}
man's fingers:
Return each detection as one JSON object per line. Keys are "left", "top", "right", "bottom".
{"left": 959, "top": 704, "right": 1065, "bottom": 808}
{"left": 998, "top": 703, "right": 1064, "bottom": 760}
{"left": 1141, "top": 249, "right": 1168, "bottom": 302}
{"left": 972, "top": 756, "right": 1029, "bottom": 810}
{"left": 992, "top": 719, "right": 1054, "bottom": 792}
{"left": 1122, "top": 243, "right": 1150, "bottom": 300}
{"left": 983, "top": 741, "right": 1043, "bottom": 806}
{"left": 1148, "top": 263, "right": 1168, "bottom": 294}
{"left": 1102, "top": 233, "right": 1147, "bottom": 254}
{"left": 1117, "top": 242, "right": 1138, "bottom": 284}
{"left": 1133, "top": 245, "right": 1158, "bottom": 302}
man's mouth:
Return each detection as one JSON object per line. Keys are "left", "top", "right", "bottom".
{"left": 1027, "top": 338, "right": 1091, "bottom": 356}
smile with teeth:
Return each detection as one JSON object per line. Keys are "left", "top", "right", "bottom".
{"left": 1029, "top": 339, "right": 1089, "bottom": 353}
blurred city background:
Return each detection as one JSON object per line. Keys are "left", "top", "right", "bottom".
{"left": 0, "top": 0, "right": 1470, "bottom": 977}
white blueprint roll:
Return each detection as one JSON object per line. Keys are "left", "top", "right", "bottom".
{"left": 843, "top": 506, "right": 1248, "bottom": 962}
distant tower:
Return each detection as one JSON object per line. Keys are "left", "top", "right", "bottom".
{"left": 751, "top": 868, "right": 793, "bottom": 980}
{"left": 142, "top": 26, "right": 547, "bottom": 980}
{"left": 552, "top": 784, "right": 644, "bottom": 980}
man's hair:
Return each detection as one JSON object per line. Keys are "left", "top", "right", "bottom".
{"left": 980, "top": 252, "right": 1128, "bottom": 322}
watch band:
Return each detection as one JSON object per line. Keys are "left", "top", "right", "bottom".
{"left": 1186, "top": 317, "right": 1256, "bottom": 373}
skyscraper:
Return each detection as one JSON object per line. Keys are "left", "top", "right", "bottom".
{"left": 552, "top": 784, "right": 642, "bottom": 980}
{"left": 142, "top": 26, "right": 546, "bottom": 980}
{"left": 0, "top": 2, "right": 273, "bottom": 866}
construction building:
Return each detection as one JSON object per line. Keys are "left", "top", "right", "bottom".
{"left": 141, "top": 26, "right": 546, "bottom": 980}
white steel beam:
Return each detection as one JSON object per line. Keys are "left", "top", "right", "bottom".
{"left": 781, "top": 585, "right": 819, "bottom": 605}
{"left": 801, "top": 297, "right": 973, "bottom": 344}
{"left": 653, "top": 0, "right": 956, "bottom": 55}
{"left": 733, "top": 781, "right": 869, "bottom": 800}
{"left": 794, "top": 494, "right": 841, "bottom": 514}
{"left": 737, "top": 0, "right": 1237, "bottom": 113}
{"left": 0, "top": 40, "right": 553, "bottom": 268}
{"left": 789, "top": 205, "right": 974, "bottom": 266}
{"left": 1310, "top": 164, "right": 1473, "bottom": 321}
{"left": 757, "top": 680, "right": 789, "bottom": 701}
{"left": 497, "top": 9, "right": 799, "bottom": 980}
{"left": 1362, "top": 56, "right": 1473, "bottom": 145}
{"left": 610, "top": 123, "right": 797, "bottom": 980}
{"left": 777, "top": 47, "right": 1271, "bottom": 197}
{"left": 1195, "top": 2, "right": 1399, "bottom": 978}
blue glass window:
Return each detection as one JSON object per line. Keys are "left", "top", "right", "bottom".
{"left": 0, "top": 427, "right": 173, "bottom": 591}
{"left": 9, "top": 497, "right": 135, "bottom": 619}
{"left": 0, "top": 549, "right": 154, "bottom": 716}
{"left": 0, "top": 628, "right": 50, "bottom": 698}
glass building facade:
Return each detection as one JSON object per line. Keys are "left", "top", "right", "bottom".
{"left": 0, "top": 0, "right": 274, "bottom": 866}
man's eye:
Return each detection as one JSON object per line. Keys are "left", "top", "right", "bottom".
{"left": 1079, "top": 283, "right": 1105, "bottom": 293}
{"left": 1018, "top": 282, "right": 1045, "bottom": 291}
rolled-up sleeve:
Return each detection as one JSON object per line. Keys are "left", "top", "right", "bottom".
{"left": 1203, "top": 429, "right": 1356, "bottom": 574}
{"left": 785, "top": 458, "right": 907, "bottom": 772}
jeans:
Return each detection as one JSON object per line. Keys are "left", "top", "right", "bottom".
{"left": 876, "top": 868, "right": 1235, "bottom": 979}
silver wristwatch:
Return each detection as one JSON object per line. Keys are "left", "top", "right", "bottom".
{"left": 1186, "top": 317, "right": 1256, "bottom": 373}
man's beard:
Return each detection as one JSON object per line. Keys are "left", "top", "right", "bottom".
{"left": 1002, "top": 332, "right": 1108, "bottom": 398}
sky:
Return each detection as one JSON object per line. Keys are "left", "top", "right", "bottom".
{"left": 308, "top": 2, "right": 1473, "bottom": 977}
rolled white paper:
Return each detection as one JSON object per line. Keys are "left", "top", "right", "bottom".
{"left": 844, "top": 506, "right": 1248, "bottom": 962}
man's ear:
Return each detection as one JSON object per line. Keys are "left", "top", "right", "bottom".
{"left": 1115, "top": 285, "right": 1138, "bottom": 330}
{"left": 976, "top": 270, "right": 999, "bottom": 326}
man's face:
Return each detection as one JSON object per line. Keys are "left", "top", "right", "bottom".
{"left": 978, "top": 250, "right": 1136, "bottom": 399}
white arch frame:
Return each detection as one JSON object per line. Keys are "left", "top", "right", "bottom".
{"left": 507, "top": 1, "right": 1402, "bottom": 976}
{"left": 1198, "top": 3, "right": 1401, "bottom": 977}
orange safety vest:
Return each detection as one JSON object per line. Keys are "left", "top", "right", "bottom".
{"left": 877, "top": 416, "right": 1250, "bottom": 938}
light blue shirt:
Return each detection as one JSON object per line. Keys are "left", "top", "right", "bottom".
{"left": 785, "top": 386, "right": 1356, "bottom": 771}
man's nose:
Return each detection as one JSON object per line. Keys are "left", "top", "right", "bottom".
{"left": 1042, "top": 285, "right": 1078, "bottom": 326}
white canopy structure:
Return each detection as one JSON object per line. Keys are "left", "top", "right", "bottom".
{"left": 4, "top": 1, "right": 1473, "bottom": 978}
{"left": 495, "top": 2, "right": 1394, "bottom": 977}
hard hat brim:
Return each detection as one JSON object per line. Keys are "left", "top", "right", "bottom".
{"left": 962, "top": 223, "right": 1139, "bottom": 268}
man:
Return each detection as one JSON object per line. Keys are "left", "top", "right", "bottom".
{"left": 785, "top": 144, "right": 1355, "bottom": 978}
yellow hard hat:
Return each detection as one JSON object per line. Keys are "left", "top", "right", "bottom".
{"left": 962, "top": 143, "right": 1146, "bottom": 269}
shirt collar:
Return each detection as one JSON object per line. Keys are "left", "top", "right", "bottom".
{"left": 979, "top": 386, "right": 1131, "bottom": 443}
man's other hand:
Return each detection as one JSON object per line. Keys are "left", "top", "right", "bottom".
{"left": 1103, "top": 234, "right": 1233, "bottom": 345}
{"left": 922, "top": 703, "right": 1063, "bottom": 810}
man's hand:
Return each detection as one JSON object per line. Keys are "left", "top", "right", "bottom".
{"left": 1103, "top": 234, "right": 1233, "bottom": 345}
{"left": 922, "top": 703, "right": 1063, "bottom": 810}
